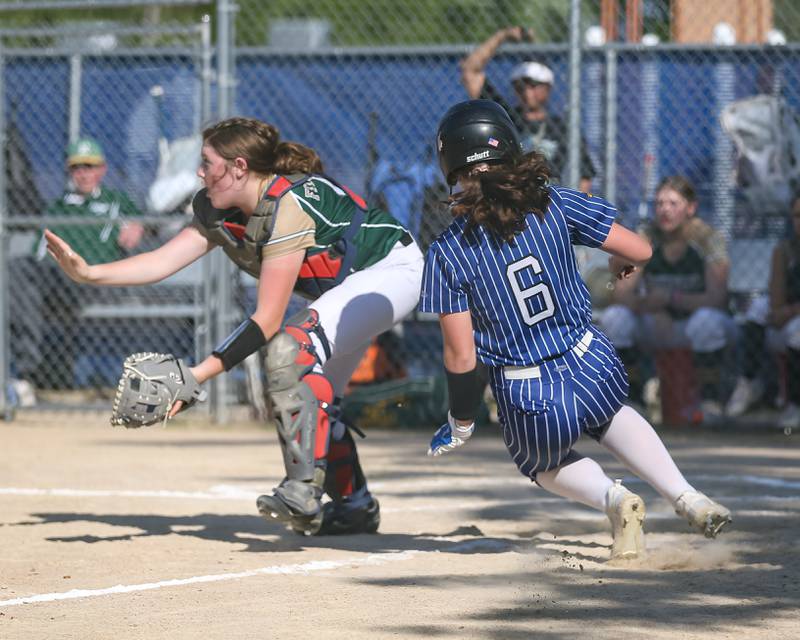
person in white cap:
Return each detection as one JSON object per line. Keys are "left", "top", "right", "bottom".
{"left": 461, "top": 26, "right": 595, "bottom": 192}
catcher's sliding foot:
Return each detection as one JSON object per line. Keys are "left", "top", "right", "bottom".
{"left": 674, "top": 490, "right": 732, "bottom": 538}
{"left": 297, "top": 492, "right": 380, "bottom": 536}
{"left": 257, "top": 478, "right": 321, "bottom": 524}
{"left": 605, "top": 480, "right": 646, "bottom": 560}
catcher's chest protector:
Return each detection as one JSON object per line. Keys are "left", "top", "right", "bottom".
{"left": 204, "top": 173, "right": 366, "bottom": 298}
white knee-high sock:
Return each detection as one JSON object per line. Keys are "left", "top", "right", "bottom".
{"left": 536, "top": 451, "right": 615, "bottom": 512}
{"left": 599, "top": 405, "right": 694, "bottom": 503}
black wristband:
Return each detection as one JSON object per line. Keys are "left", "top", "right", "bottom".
{"left": 212, "top": 318, "right": 267, "bottom": 371}
{"left": 445, "top": 366, "right": 483, "bottom": 422}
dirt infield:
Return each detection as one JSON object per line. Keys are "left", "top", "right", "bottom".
{"left": 1, "top": 415, "right": 798, "bottom": 639}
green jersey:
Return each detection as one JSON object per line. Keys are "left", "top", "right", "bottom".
{"left": 287, "top": 175, "right": 409, "bottom": 271}
{"left": 192, "top": 174, "right": 412, "bottom": 298}
{"left": 41, "top": 186, "right": 142, "bottom": 264}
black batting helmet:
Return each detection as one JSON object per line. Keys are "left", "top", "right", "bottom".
{"left": 436, "top": 99, "right": 522, "bottom": 186}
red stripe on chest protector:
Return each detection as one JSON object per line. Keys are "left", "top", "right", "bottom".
{"left": 299, "top": 252, "right": 342, "bottom": 279}
{"left": 266, "top": 176, "right": 293, "bottom": 198}
{"left": 223, "top": 221, "right": 246, "bottom": 240}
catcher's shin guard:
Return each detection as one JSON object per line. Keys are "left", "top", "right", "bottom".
{"left": 325, "top": 427, "right": 368, "bottom": 500}
{"left": 304, "top": 425, "right": 380, "bottom": 536}
{"left": 258, "top": 310, "right": 333, "bottom": 521}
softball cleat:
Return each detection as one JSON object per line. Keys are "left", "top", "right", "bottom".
{"left": 674, "top": 490, "right": 732, "bottom": 538}
{"left": 256, "top": 479, "right": 322, "bottom": 525}
{"left": 605, "top": 480, "right": 646, "bottom": 560}
{"left": 291, "top": 492, "right": 381, "bottom": 536}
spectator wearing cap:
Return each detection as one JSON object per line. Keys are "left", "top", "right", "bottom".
{"left": 461, "top": 26, "right": 596, "bottom": 192}
{"left": 21, "top": 137, "right": 147, "bottom": 391}
{"left": 36, "top": 137, "right": 144, "bottom": 264}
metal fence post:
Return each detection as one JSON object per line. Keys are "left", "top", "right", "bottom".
{"left": 566, "top": 0, "right": 582, "bottom": 190}
{"left": 0, "top": 43, "right": 10, "bottom": 420}
{"left": 199, "top": 13, "right": 212, "bottom": 128}
{"left": 68, "top": 52, "right": 82, "bottom": 142}
{"left": 211, "top": 0, "right": 238, "bottom": 424}
{"left": 192, "top": 15, "right": 214, "bottom": 419}
{"left": 604, "top": 45, "right": 618, "bottom": 204}
{"left": 639, "top": 49, "right": 659, "bottom": 223}
{"left": 714, "top": 51, "right": 735, "bottom": 240}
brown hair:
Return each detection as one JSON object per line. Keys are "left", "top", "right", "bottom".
{"left": 202, "top": 116, "right": 323, "bottom": 175}
{"left": 656, "top": 175, "right": 697, "bottom": 203}
{"left": 449, "top": 152, "right": 551, "bottom": 242}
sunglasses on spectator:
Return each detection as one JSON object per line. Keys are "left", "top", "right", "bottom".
{"left": 69, "top": 163, "right": 102, "bottom": 170}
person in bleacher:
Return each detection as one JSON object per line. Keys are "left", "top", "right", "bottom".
{"left": 726, "top": 194, "right": 800, "bottom": 430}
{"left": 10, "top": 138, "right": 145, "bottom": 396}
{"left": 600, "top": 176, "right": 736, "bottom": 423}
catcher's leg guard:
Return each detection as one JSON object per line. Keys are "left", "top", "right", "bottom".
{"left": 257, "top": 310, "right": 334, "bottom": 523}
{"left": 308, "top": 425, "right": 380, "bottom": 536}
{"left": 325, "top": 427, "right": 368, "bottom": 501}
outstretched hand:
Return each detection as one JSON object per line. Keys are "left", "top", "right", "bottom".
{"left": 44, "top": 229, "right": 91, "bottom": 283}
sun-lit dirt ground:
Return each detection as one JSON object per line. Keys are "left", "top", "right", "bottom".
{"left": 1, "top": 415, "right": 798, "bottom": 639}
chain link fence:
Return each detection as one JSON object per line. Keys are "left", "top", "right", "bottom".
{"left": 0, "top": 3, "right": 216, "bottom": 419}
{"left": 3, "top": 0, "right": 800, "bottom": 430}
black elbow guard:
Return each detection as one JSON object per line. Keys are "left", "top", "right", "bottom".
{"left": 212, "top": 318, "right": 267, "bottom": 371}
{"left": 445, "top": 366, "right": 483, "bottom": 422}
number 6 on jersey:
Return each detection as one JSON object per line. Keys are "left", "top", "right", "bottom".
{"left": 506, "top": 255, "right": 556, "bottom": 326}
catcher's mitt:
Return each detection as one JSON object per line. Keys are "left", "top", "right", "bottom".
{"left": 111, "top": 352, "right": 207, "bottom": 428}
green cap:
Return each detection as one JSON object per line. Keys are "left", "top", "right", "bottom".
{"left": 67, "top": 137, "right": 105, "bottom": 166}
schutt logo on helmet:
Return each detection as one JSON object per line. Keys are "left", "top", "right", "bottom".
{"left": 466, "top": 150, "right": 491, "bottom": 163}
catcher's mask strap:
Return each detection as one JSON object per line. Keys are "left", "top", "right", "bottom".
{"left": 213, "top": 318, "right": 267, "bottom": 371}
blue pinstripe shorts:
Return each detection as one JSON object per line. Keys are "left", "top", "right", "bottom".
{"left": 487, "top": 328, "right": 629, "bottom": 479}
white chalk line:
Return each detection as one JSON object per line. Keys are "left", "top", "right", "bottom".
{"left": 0, "top": 551, "right": 419, "bottom": 608}
{"left": 0, "top": 486, "right": 255, "bottom": 500}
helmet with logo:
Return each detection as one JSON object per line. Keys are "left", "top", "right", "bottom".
{"left": 435, "top": 99, "right": 522, "bottom": 186}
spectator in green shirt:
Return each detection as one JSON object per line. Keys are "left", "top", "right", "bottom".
{"left": 36, "top": 137, "right": 144, "bottom": 263}
{"left": 18, "top": 138, "right": 146, "bottom": 392}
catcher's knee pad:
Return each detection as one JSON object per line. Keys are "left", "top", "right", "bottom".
{"left": 325, "top": 427, "right": 368, "bottom": 501}
{"left": 266, "top": 309, "right": 334, "bottom": 482}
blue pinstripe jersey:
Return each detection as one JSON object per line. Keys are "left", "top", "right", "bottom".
{"left": 419, "top": 187, "right": 615, "bottom": 367}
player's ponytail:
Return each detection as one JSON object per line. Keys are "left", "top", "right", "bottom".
{"left": 272, "top": 141, "right": 324, "bottom": 174}
{"left": 202, "top": 117, "right": 323, "bottom": 176}
{"left": 449, "top": 152, "right": 551, "bottom": 242}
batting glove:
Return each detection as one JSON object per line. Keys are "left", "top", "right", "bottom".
{"left": 428, "top": 412, "right": 475, "bottom": 457}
